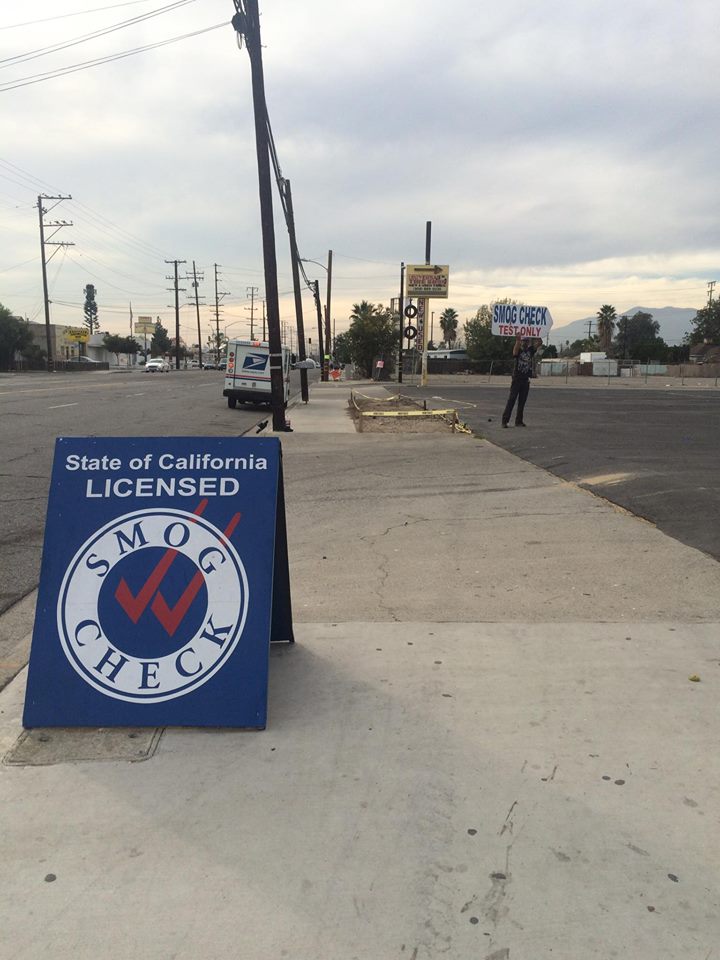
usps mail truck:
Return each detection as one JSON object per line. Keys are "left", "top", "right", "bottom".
{"left": 223, "top": 339, "right": 292, "bottom": 409}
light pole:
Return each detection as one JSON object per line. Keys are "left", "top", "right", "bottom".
{"left": 300, "top": 256, "right": 331, "bottom": 381}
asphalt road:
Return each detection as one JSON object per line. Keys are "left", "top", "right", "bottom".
{"left": 0, "top": 367, "right": 313, "bottom": 613}
{"left": 414, "top": 381, "right": 720, "bottom": 562}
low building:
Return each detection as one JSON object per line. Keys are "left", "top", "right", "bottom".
{"left": 688, "top": 342, "right": 720, "bottom": 364}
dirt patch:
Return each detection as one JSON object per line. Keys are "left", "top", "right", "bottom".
{"left": 348, "top": 391, "right": 460, "bottom": 434}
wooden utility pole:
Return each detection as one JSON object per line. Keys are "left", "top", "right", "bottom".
{"left": 165, "top": 260, "right": 186, "bottom": 369}
{"left": 191, "top": 261, "right": 204, "bottom": 366}
{"left": 283, "top": 178, "right": 309, "bottom": 402}
{"left": 246, "top": 286, "right": 259, "bottom": 339}
{"left": 313, "top": 281, "right": 324, "bottom": 367}
{"left": 37, "top": 194, "right": 73, "bottom": 370}
{"left": 232, "top": 0, "right": 287, "bottom": 431}
{"left": 213, "top": 264, "right": 230, "bottom": 363}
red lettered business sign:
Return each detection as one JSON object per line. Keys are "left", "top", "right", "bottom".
{"left": 23, "top": 437, "right": 293, "bottom": 729}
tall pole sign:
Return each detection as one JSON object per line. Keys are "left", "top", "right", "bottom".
{"left": 405, "top": 249, "right": 449, "bottom": 387}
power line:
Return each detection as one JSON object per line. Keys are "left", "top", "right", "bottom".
{"left": 0, "top": 22, "right": 225, "bottom": 92}
{"left": 334, "top": 251, "right": 399, "bottom": 267}
{"left": 0, "top": 1, "right": 158, "bottom": 32}
{"left": 0, "top": 0, "right": 201, "bottom": 69}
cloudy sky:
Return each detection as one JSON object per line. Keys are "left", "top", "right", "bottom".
{"left": 1, "top": 0, "right": 717, "bottom": 347}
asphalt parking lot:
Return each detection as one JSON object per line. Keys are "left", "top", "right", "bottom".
{"left": 414, "top": 382, "right": 720, "bottom": 561}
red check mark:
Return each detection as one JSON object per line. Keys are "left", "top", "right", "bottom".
{"left": 118, "top": 509, "right": 243, "bottom": 636}
{"left": 114, "top": 500, "right": 208, "bottom": 624}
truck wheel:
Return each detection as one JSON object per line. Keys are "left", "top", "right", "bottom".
{"left": 227, "top": 397, "right": 237, "bottom": 409}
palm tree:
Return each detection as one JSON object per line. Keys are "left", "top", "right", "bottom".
{"left": 439, "top": 307, "right": 459, "bottom": 346}
{"left": 596, "top": 305, "right": 617, "bottom": 353}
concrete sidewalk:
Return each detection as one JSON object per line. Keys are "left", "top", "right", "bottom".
{"left": 1, "top": 380, "right": 718, "bottom": 960}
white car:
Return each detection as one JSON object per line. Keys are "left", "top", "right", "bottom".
{"left": 145, "top": 358, "right": 170, "bottom": 373}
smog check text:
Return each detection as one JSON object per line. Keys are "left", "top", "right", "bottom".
{"left": 64, "top": 452, "right": 268, "bottom": 499}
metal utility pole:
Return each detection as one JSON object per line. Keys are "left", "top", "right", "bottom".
{"left": 165, "top": 259, "right": 186, "bottom": 369}
{"left": 282, "top": 178, "right": 309, "bottom": 401}
{"left": 232, "top": 0, "right": 287, "bottom": 431}
{"left": 708, "top": 280, "right": 716, "bottom": 305}
{"left": 37, "top": 194, "right": 73, "bottom": 370}
{"left": 398, "top": 261, "right": 405, "bottom": 383}
{"left": 420, "top": 220, "right": 431, "bottom": 387}
{"left": 213, "top": 264, "right": 230, "bottom": 363}
{"left": 323, "top": 249, "right": 333, "bottom": 382}
{"left": 190, "top": 261, "right": 205, "bottom": 367}
{"left": 246, "top": 285, "right": 259, "bottom": 339}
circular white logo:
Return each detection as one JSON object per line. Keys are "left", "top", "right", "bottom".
{"left": 57, "top": 508, "right": 249, "bottom": 703}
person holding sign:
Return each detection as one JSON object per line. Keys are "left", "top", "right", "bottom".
{"left": 502, "top": 334, "right": 542, "bottom": 427}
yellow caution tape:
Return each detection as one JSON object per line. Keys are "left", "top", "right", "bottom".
{"left": 359, "top": 408, "right": 457, "bottom": 418}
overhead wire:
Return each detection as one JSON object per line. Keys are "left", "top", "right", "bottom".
{"left": 0, "top": 255, "right": 39, "bottom": 275}
{"left": 0, "top": 1, "right": 158, "bottom": 32}
{"left": 0, "top": 156, "right": 173, "bottom": 269}
{"left": 0, "top": 22, "right": 226, "bottom": 92}
{"left": 0, "top": 0, "right": 201, "bottom": 69}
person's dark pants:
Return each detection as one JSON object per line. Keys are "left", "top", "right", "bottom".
{"left": 502, "top": 377, "right": 530, "bottom": 425}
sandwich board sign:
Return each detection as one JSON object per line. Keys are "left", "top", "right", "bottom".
{"left": 490, "top": 302, "right": 553, "bottom": 338}
{"left": 23, "top": 436, "right": 293, "bottom": 729}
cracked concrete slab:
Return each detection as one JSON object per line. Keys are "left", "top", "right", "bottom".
{"left": 281, "top": 433, "right": 720, "bottom": 623}
{"left": 1, "top": 622, "right": 718, "bottom": 960}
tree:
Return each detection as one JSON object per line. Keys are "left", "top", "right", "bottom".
{"left": 633, "top": 337, "right": 669, "bottom": 363}
{"left": 463, "top": 303, "right": 516, "bottom": 369}
{"left": 0, "top": 304, "right": 38, "bottom": 370}
{"left": 667, "top": 343, "right": 690, "bottom": 363}
{"left": 83, "top": 284, "right": 99, "bottom": 335}
{"left": 688, "top": 299, "right": 720, "bottom": 345}
{"left": 150, "top": 319, "right": 172, "bottom": 356}
{"left": 103, "top": 333, "right": 139, "bottom": 365}
{"left": 569, "top": 337, "right": 600, "bottom": 355}
{"left": 346, "top": 301, "right": 399, "bottom": 378}
{"left": 207, "top": 329, "right": 227, "bottom": 362}
{"left": 333, "top": 331, "right": 352, "bottom": 365}
{"left": 611, "top": 311, "right": 660, "bottom": 359}
{"left": 596, "top": 305, "right": 617, "bottom": 353}
{"left": 439, "top": 307, "right": 459, "bottom": 346}
{"left": 542, "top": 344, "right": 558, "bottom": 359}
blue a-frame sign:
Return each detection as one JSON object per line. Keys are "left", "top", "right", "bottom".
{"left": 23, "top": 437, "right": 293, "bottom": 729}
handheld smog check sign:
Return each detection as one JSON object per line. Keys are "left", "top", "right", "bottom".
{"left": 491, "top": 303, "right": 553, "bottom": 338}
{"left": 23, "top": 437, "right": 293, "bottom": 729}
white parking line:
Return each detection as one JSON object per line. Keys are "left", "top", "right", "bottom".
{"left": 48, "top": 402, "right": 79, "bottom": 409}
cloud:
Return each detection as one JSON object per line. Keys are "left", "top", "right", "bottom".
{"left": 0, "top": 0, "right": 716, "bottom": 335}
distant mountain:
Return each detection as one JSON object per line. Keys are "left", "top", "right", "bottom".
{"left": 550, "top": 306, "right": 698, "bottom": 346}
